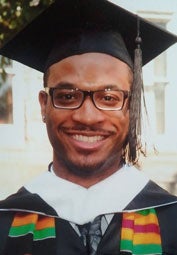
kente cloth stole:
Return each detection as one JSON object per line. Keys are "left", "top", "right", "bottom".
{"left": 9, "top": 212, "right": 56, "bottom": 240}
{"left": 3, "top": 212, "right": 56, "bottom": 255}
{"left": 4, "top": 209, "right": 162, "bottom": 254}
{"left": 120, "top": 208, "right": 162, "bottom": 254}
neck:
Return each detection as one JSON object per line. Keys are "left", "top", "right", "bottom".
{"left": 52, "top": 160, "right": 123, "bottom": 188}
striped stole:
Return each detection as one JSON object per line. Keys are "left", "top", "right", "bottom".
{"left": 2, "top": 212, "right": 56, "bottom": 254}
{"left": 5, "top": 209, "right": 162, "bottom": 254}
{"left": 120, "top": 208, "right": 162, "bottom": 254}
{"left": 9, "top": 212, "right": 56, "bottom": 240}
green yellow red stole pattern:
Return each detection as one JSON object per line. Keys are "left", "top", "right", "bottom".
{"left": 120, "top": 208, "right": 162, "bottom": 254}
{"left": 9, "top": 212, "right": 56, "bottom": 241}
{"left": 8, "top": 209, "right": 162, "bottom": 254}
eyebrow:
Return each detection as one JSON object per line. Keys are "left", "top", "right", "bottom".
{"left": 53, "top": 82, "right": 124, "bottom": 90}
{"left": 54, "top": 82, "right": 76, "bottom": 89}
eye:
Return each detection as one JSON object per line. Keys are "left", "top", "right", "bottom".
{"left": 53, "top": 89, "right": 82, "bottom": 107}
{"left": 58, "top": 93, "right": 75, "bottom": 100}
{"left": 54, "top": 90, "right": 78, "bottom": 101}
{"left": 102, "top": 94, "right": 119, "bottom": 101}
{"left": 94, "top": 90, "right": 124, "bottom": 109}
{"left": 96, "top": 92, "right": 122, "bottom": 102}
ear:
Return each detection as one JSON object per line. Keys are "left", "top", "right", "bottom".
{"left": 38, "top": 91, "right": 48, "bottom": 122}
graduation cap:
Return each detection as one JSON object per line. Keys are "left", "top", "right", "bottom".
{"left": 0, "top": 0, "right": 176, "bottom": 164}
{"left": 0, "top": 0, "right": 176, "bottom": 73}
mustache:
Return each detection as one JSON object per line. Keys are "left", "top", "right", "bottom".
{"left": 59, "top": 125, "right": 116, "bottom": 135}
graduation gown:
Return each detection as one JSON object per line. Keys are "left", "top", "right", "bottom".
{"left": 0, "top": 166, "right": 177, "bottom": 255}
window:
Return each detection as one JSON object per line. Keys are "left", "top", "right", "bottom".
{"left": 0, "top": 61, "right": 25, "bottom": 148}
{"left": 154, "top": 82, "right": 165, "bottom": 134}
{"left": 153, "top": 22, "right": 167, "bottom": 134}
{"left": 0, "top": 73, "right": 13, "bottom": 124}
{"left": 143, "top": 20, "right": 168, "bottom": 135}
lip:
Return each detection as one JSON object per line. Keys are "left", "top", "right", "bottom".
{"left": 72, "top": 134, "right": 104, "bottom": 143}
{"left": 71, "top": 135, "right": 107, "bottom": 150}
{"left": 63, "top": 131, "right": 110, "bottom": 150}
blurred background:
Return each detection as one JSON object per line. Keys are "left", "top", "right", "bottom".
{"left": 0, "top": 0, "right": 177, "bottom": 199}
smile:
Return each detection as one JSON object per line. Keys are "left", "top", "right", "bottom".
{"left": 72, "top": 134, "right": 104, "bottom": 143}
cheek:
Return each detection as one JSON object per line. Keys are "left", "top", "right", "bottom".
{"left": 45, "top": 111, "right": 63, "bottom": 146}
{"left": 111, "top": 110, "right": 130, "bottom": 138}
{"left": 122, "top": 110, "right": 129, "bottom": 131}
{"left": 46, "top": 107, "right": 72, "bottom": 129}
{"left": 108, "top": 109, "right": 129, "bottom": 127}
{"left": 119, "top": 105, "right": 130, "bottom": 128}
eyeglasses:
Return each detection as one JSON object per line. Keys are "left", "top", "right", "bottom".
{"left": 45, "top": 87, "right": 131, "bottom": 111}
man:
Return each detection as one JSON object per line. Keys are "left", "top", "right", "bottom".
{"left": 0, "top": 0, "right": 177, "bottom": 254}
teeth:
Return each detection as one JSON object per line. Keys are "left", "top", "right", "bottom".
{"left": 73, "top": 135, "right": 103, "bottom": 143}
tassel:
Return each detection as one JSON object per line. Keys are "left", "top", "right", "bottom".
{"left": 128, "top": 17, "right": 146, "bottom": 164}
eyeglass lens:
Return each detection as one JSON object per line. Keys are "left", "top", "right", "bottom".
{"left": 52, "top": 88, "right": 126, "bottom": 110}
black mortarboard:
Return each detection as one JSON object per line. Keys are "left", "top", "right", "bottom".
{"left": 0, "top": 0, "right": 176, "bottom": 73}
{"left": 0, "top": 0, "right": 176, "bottom": 164}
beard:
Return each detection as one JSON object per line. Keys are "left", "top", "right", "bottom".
{"left": 63, "top": 156, "right": 105, "bottom": 178}
{"left": 54, "top": 145, "right": 122, "bottom": 179}
{"left": 49, "top": 124, "right": 126, "bottom": 179}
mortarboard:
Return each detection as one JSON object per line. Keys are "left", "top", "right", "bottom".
{"left": 0, "top": 0, "right": 177, "bottom": 164}
{"left": 0, "top": 0, "right": 176, "bottom": 73}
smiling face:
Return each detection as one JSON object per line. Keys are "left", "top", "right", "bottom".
{"left": 39, "top": 52, "right": 132, "bottom": 186}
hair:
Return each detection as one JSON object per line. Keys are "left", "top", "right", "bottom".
{"left": 43, "top": 68, "right": 50, "bottom": 88}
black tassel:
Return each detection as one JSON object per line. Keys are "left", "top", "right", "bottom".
{"left": 128, "top": 17, "right": 145, "bottom": 164}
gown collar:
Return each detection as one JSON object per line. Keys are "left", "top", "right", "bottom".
{"left": 1, "top": 165, "right": 177, "bottom": 225}
{"left": 24, "top": 165, "right": 149, "bottom": 224}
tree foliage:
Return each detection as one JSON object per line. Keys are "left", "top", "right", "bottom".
{"left": 0, "top": 0, "right": 53, "bottom": 82}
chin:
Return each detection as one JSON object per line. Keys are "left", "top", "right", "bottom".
{"left": 65, "top": 159, "right": 106, "bottom": 178}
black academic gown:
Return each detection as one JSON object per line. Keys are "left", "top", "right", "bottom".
{"left": 0, "top": 180, "right": 177, "bottom": 255}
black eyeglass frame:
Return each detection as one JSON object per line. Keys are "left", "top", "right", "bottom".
{"left": 45, "top": 87, "right": 131, "bottom": 111}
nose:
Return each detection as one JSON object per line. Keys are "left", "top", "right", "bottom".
{"left": 72, "top": 96, "right": 105, "bottom": 125}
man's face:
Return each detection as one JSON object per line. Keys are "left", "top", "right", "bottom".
{"left": 39, "top": 53, "right": 132, "bottom": 178}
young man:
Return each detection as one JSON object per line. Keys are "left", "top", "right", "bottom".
{"left": 0, "top": 0, "right": 177, "bottom": 254}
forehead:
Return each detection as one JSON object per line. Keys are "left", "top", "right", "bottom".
{"left": 46, "top": 52, "right": 132, "bottom": 89}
